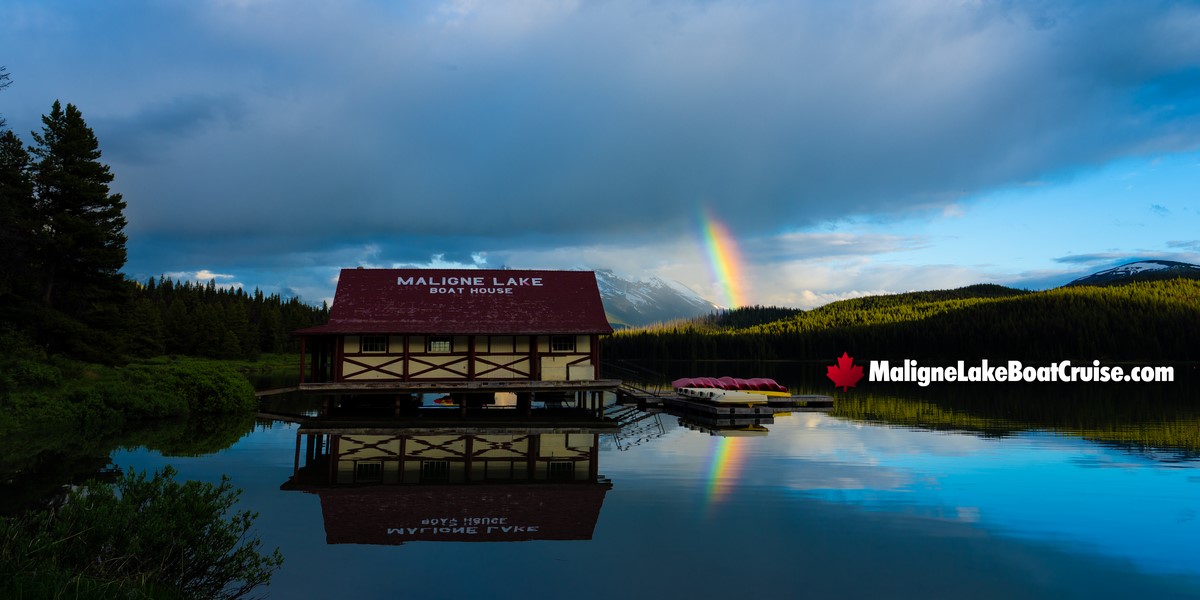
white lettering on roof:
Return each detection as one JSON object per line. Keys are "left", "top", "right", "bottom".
{"left": 396, "top": 274, "right": 544, "bottom": 293}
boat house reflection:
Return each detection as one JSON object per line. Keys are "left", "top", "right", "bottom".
{"left": 282, "top": 426, "right": 611, "bottom": 544}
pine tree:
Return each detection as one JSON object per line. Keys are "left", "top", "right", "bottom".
{"left": 123, "top": 296, "right": 166, "bottom": 357}
{"left": 0, "top": 130, "right": 37, "bottom": 297}
{"left": 164, "top": 298, "right": 193, "bottom": 354}
{"left": 29, "top": 101, "right": 128, "bottom": 318}
{"left": 0, "top": 66, "right": 10, "bottom": 129}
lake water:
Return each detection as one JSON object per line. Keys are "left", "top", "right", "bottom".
{"left": 106, "top": 387, "right": 1200, "bottom": 600}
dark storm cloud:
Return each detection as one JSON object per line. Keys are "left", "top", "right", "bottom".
{"left": 122, "top": 230, "right": 544, "bottom": 296}
{"left": 7, "top": 0, "right": 1200, "bottom": 256}
{"left": 126, "top": 233, "right": 494, "bottom": 274}
{"left": 95, "top": 95, "right": 247, "bottom": 164}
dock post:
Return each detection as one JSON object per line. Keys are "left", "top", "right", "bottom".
{"left": 293, "top": 433, "right": 302, "bottom": 476}
{"left": 464, "top": 436, "right": 474, "bottom": 482}
{"left": 589, "top": 434, "right": 599, "bottom": 481}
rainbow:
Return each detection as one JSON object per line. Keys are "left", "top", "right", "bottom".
{"left": 700, "top": 208, "right": 747, "bottom": 308}
{"left": 704, "top": 436, "right": 745, "bottom": 512}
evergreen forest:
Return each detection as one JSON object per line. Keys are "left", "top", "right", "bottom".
{"left": 604, "top": 281, "right": 1200, "bottom": 362}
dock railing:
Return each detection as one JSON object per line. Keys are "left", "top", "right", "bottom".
{"left": 604, "top": 360, "right": 674, "bottom": 397}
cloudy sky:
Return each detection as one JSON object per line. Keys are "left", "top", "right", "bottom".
{"left": 3, "top": 0, "right": 1199, "bottom": 308}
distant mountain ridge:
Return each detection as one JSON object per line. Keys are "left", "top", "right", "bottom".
{"left": 590, "top": 259, "right": 1200, "bottom": 330}
{"left": 1067, "top": 260, "right": 1200, "bottom": 287}
{"left": 590, "top": 269, "right": 718, "bottom": 328}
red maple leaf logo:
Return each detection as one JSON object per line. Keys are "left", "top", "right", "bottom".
{"left": 827, "top": 352, "right": 864, "bottom": 391}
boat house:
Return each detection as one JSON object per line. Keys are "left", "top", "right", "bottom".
{"left": 294, "top": 268, "right": 615, "bottom": 392}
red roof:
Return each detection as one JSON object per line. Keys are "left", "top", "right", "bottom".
{"left": 296, "top": 269, "right": 613, "bottom": 335}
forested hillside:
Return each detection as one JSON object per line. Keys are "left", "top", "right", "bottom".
{"left": 633, "top": 305, "right": 803, "bottom": 333}
{"left": 604, "top": 280, "right": 1199, "bottom": 362}
{"left": 128, "top": 278, "right": 327, "bottom": 359}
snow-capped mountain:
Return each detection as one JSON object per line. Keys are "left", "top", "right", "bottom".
{"left": 1067, "top": 260, "right": 1200, "bottom": 287}
{"left": 590, "top": 269, "right": 719, "bottom": 328}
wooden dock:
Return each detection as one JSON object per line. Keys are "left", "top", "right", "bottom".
{"left": 255, "top": 409, "right": 621, "bottom": 431}
{"left": 662, "top": 394, "right": 775, "bottom": 416}
{"left": 768, "top": 394, "right": 836, "bottom": 411}
{"left": 614, "top": 383, "right": 667, "bottom": 407}
{"left": 256, "top": 378, "right": 623, "bottom": 398}
{"left": 616, "top": 384, "right": 834, "bottom": 415}
{"left": 678, "top": 415, "right": 773, "bottom": 436}
{"left": 256, "top": 387, "right": 303, "bottom": 398}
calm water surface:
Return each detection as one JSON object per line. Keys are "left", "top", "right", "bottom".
{"left": 110, "top": 404, "right": 1200, "bottom": 600}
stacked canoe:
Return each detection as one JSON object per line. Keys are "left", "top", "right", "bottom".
{"left": 672, "top": 377, "right": 790, "bottom": 395}
{"left": 671, "top": 376, "right": 791, "bottom": 405}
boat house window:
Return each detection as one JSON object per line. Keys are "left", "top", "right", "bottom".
{"left": 548, "top": 461, "right": 575, "bottom": 481}
{"left": 355, "top": 461, "right": 383, "bottom": 482}
{"left": 550, "top": 335, "right": 576, "bottom": 353}
{"left": 361, "top": 336, "right": 388, "bottom": 353}
{"left": 427, "top": 337, "right": 452, "bottom": 353}
{"left": 421, "top": 460, "right": 450, "bottom": 483}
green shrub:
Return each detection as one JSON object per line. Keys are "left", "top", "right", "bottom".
{"left": 1, "top": 355, "right": 260, "bottom": 440}
{"left": 1, "top": 466, "right": 283, "bottom": 599}
{"left": 10, "top": 360, "right": 62, "bottom": 387}
{"left": 132, "top": 360, "right": 257, "bottom": 414}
